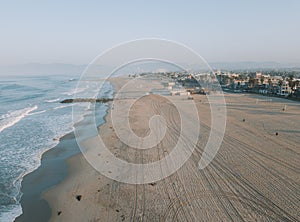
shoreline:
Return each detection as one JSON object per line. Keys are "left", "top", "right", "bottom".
{"left": 14, "top": 132, "right": 81, "bottom": 222}
{"left": 14, "top": 81, "right": 114, "bottom": 222}
{"left": 14, "top": 77, "right": 300, "bottom": 221}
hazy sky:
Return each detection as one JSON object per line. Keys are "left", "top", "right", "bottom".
{"left": 0, "top": 0, "right": 299, "bottom": 65}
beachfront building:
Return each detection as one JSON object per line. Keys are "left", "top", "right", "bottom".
{"left": 293, "top": 87, "right": 300, "bottom": 98}
{"left": 278, "top": 80, "right": 292, "bottom": 96}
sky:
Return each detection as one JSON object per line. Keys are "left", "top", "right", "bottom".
{"left": 0, "top": 0, "right": 299, "bottom": 65}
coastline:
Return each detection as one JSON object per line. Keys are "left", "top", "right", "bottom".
{"left": 14, "top": 132, "right": 81, "bottom": 222}
{"left": 14, "top": 77, "right": 300, "bottom": 221}
{"left": 14, "top": 80, "right": 114, "bottom": 222}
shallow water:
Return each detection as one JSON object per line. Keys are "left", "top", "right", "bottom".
{"left": 0, "top": 74, "right": 112, "bottom": 221}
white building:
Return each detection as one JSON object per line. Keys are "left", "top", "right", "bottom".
{"left": 278, "top": 81, "right": 292, "bottom": 96}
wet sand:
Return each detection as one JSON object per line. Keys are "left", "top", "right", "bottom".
{"left": 16, "top": 77, "right": 300, "bottom": 221}
{"left": 14, "top": 133, "right": 81, "bottom": 222}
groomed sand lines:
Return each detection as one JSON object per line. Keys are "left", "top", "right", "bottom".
{"left": 44, "top": 77, "right": 299, "bottom": 222}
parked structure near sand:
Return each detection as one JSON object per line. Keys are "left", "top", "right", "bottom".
{"left": 170, "top": 90, "right": 190, "bottom": 96}
{"left": 167, "top": 82, "right": 191, "bottom": 96}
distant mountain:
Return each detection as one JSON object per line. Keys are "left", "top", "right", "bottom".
{"left": 1, "top": 61, "right": 299, "bottom": 76}
{"left": 0, "top": 62, "right": 182, "bottom": 76}
{"left": 0, "top": 63, "right": 86, "bottom": 76}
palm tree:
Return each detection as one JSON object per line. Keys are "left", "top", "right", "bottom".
{"left": 260, "top": 76, "right": 265, "bottom": 85}
{"left": 267, "top": 79, "right": 273, "bottom": 93}
{"left": 249, "top": 77, "right": 255, "bottom": 88}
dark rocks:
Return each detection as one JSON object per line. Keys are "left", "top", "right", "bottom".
{"left": 121, "top": 215, "right": 125, "bottom": 221}
{"left": 57, "top": 211, "right": 62, "bottom": 216}
{"left": 75, "top": 195, "right": 82, "bottom": 201}
{"left": 60, "top": 98, "right": 113, "bottom": 103}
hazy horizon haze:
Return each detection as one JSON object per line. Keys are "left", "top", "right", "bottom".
{"left": 0, "top": 0, "right": 299, "bottom": 65}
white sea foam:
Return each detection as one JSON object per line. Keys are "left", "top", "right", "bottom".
{"left": 45, "top": 98, "right": 60, "bottom": 103}
{"left": 0, "top": 204, "right": 22, "bottom": 222}
{"left": 62, "top": 88, "right": 86, "bottom": 96}
{"left": 53, "top": 104, "right": 74, "bottom": 110}
{"left": 0, "top": 106, "right": 37, "bottom": 133}
{"left": 28, "top": 110, "right": 47, "bottom": 116}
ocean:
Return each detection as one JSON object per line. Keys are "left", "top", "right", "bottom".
{"left": 0, "top": 74, "right": 112, "bottom": 221}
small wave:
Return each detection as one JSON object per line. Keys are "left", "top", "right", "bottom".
{"left": 0, "top": 106, "right": 37, "bottom": 133}
{"left": 62, "top": 88, "right": 86, "bottom": 96}
{"left": 28, "top": 110, "right": 47, "bottom": 116}
{"left": 0, "top": 204, "right": 21, "bottom": 222}
{"left": 53, "top": 104, "right": 74, "bottom": 110}
{"left": 45, "top": 98, "right": 60, "bottom": 103}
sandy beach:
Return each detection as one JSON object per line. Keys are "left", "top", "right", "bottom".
{"left": 16, "top": 76, "right": 300, "bottom": 221}
{"left": 14, "top": 132, "right": 81, "bottom": 222}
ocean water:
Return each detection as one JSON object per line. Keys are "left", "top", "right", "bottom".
{"left": 0, "top": 74, "right": 112, "bottom": 221}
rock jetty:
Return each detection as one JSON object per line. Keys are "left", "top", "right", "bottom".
{"left": 60, "top": 98, "right": 113, "bottom": 103}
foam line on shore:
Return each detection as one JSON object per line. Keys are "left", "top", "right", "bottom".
{"left": 14, "top": 83, "right": 113, "bottom": 222}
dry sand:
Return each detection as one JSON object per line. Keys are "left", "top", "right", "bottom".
{"left": 42, "top": 77, "right": 300, "bottom": 222}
